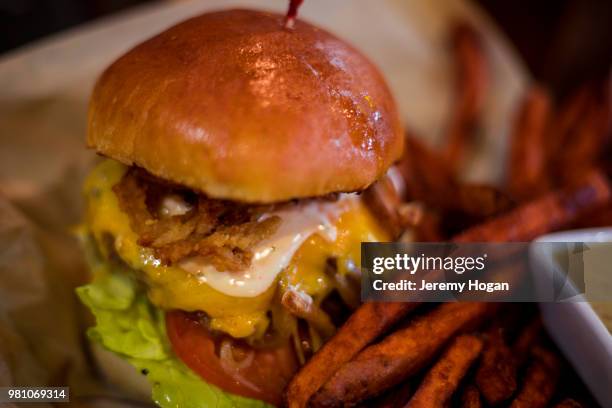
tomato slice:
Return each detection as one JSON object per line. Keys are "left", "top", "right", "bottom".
{"left": 166, "top": 311, "right": 298, "bottom": 406}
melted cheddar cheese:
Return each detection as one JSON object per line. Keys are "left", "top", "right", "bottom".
{"left": 83, "top": 160, "right": 388, "bottom": 338}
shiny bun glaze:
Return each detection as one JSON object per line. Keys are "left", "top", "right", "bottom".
{"left": 88, "top": 9, "right": 404, "bottom": 202}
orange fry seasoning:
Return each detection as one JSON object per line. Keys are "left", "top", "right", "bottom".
{"left": 557, "top": 86, "right": 612, "bottom": 185}
{"left": 460, "top": 384, "right": 484, "bottom": 408}
{"left": 399, "top": 135, "right": 458, "bottom": 207}
{"left": 443, "top": 23, "right": 489, "bottom": 172}
{"left": 554, "top": 398, "right": 585, "bottom": 408}
{"left": 453, "top": 170, "right": 611, "bottom": 242}
{"left": 547, "top": 85, "right": 592, "bottom": 155}
{"left": 573, "top": 203, "right": 612, "bottom": 228}
{"left": 512, "top": 317, "right": 543, "bottom": 367}
{"left": 311, "top": 302, "right": 492, "bottom": 406}
{"left": 406, "top": 335, "right": 484, "bottom": 408}
{"left": 455, "top": 183, "right": 514, "bottom": 217}
{"left": 284, "top": 302, "right": 418, "bottom": 408}
{"left": 545, "top": 84, "right": 592, "bottom": 180}
{"left": 509, "top": 347, "right": 560, "bottom": 408}
{"left": 399, "top": 136, "right": 512, "bottom": 219}
{"left": 507, "top": 85, "right": 552, "bottom": 199}
{"left": 372, "top": 382, "right": 414, "bottom": 408}
{"left": 475, "top": 327, "right": 517, "bottom": 405}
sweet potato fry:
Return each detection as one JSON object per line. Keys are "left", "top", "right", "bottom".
{"left": 506, "top": 85, "right": 552, "bottom": 199}
{"left": 573, "top": 203, "right": 612, "bottom": 228}
{"left": 284, "top": 302, "right": 418, "bottom": 408}
{"left": 475, "top": 326, "right": 517, "bottom": 405}
{"left": 557, "top": 85, "right": 612, "bottom": 185}
{"left": 399, "top": 135, "right": 513, "bottom": 220}
{"left": 460, "top": 384, "right": 483, "bottom": 408}
{"left": 554, "top": 398, "right": 585, "bottom": 408}
{"left": 601, "top": 77, "right": 612, "bottom": 148}
{"left": 372, "top": 382, "right": 414, "bottom": 408}
{"left": 512, "top": 317, "right": 543, "bottom": 367}
{"left": 291, "top": 168, "right": 600, "bottom": 406}
{"left": 310, "top": 302, "right": 493, "bottom": 407}
{"left": 453, "top": 169, "right": 611, "bottom": 242}
{"left": 406, "top": 334, "right": 483, "bottom": 408}
{"left": 443, "top": 22, "right": 489, "bottom": 172}
{"left": 547, "top": 85, "right": 592, "bottom": 154}
{"left": 545, "top": 85, "right": 592, "bottom": 173}
{"left": 455, "top": 183, "right": 514, "bottom": 217}
{"left": 510, "top": 347, "right": 560, "bottom": 408}
{"left": 399, "top": 134, "right": 458, "bottom": 207}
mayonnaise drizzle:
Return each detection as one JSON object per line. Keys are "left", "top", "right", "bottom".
{"left": 178, "top": 195, "right": 354, "bottom": 297}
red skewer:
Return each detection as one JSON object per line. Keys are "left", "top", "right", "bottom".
{"left": 284, "top": 0, "right": 304, "bottom": 29}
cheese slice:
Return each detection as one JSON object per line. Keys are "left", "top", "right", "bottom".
{"left": 179, "top": 195, "right": 353, "bottom": 297}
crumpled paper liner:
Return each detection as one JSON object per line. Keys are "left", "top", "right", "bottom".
{"left": 0, "top": 98, "right": 148, "bottom": 406}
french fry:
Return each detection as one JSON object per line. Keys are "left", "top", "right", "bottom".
{"left": 601, "top": 76, "right": 612, "bottom": 149}
{"left": 512, "top": 317, "right": 543, "bottom": 368}
{"left": 573, "top": 203, "right": 612, "bottom": 228}
{"left": 557, "top": 84, "right": 612, "bottom": 185}
{"left": 286, "top": 43, "right": 608, "bottom": 408}
{"left": 453, "top": 258, "right": 527, "bottom": 303}
{"left": 310, "top": 302, "right": 493, "bottom": 406}
{"left": 546, "top": 84, "right": 592, "bottom": 158}
{"left": 399, "top": 135, "right": 513, "bottom": 220}
{"left": 284, "top": 302, "right": 418, "bottom": 408}
{"left": 509, "top": 347, "right": 560, "bottom": 408}
{"left": 372, "top": 381, "right": 414, "bottom": 408}
{"left": 554, "top": 398, "right": 585, "bottom": 408}
{"left": 453, "top": 169, "right": 611, "bottom": 242}
{"left": 406, "top": 335, "right": 483, "bottom": 408}
{"left": 443, "top": 22, "right": 489, "bottom": 172}
{"left": 546, "top": 84, "right": 593, "bottom": 176}
{"left": 293, "top": 172, "right": 610, "bottom": 406}
{"left": 475, "top": 326, "right": 517, "bottom": 405}
{"left": 399, "top": 134, "right": 458, "bottom": 207}
{"left": 455, "top": 183, "right": 514, "bottom": 218}
{"left": 506, "top": 85, "right": 552, "bottom": 199}
{"left": 460, "top": 384, "right": 483, "bottom": 408}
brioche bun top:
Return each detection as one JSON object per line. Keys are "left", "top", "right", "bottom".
{"left": 88, "top": 9, "right": 403, "bottom": 202}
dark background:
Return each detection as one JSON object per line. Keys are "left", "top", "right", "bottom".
{"left": 0, "top": 0, "right": 610, "bottom": 97}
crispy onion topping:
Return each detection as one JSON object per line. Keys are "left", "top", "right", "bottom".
{"left": 113, "top": 168, "right": 280, "bottom": 271}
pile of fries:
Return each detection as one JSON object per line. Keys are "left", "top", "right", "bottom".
{"left": 285, "top": 22, "right": 611, "bottom": 408}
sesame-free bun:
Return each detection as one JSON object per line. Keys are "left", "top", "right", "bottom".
{"left": 88, "top": 9, "right": 403, "bottom": 202}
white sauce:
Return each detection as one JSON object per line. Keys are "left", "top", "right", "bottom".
{"left": 179, "top": 195, "right": 354, "bottom": 297}
{"left": 159, "top": 194, "right": 192, "bottom": 217}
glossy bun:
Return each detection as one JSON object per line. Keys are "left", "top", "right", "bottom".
{"left": 88, "top": 9, "right": 403, "bottom": 202}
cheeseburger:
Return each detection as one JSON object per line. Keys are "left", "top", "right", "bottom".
{"left": 77, "top": 9, "right": 403, "bottom": 407}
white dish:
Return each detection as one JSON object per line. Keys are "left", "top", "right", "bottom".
{"left": 532, "top": 228, "right": 612, "bottom": 408}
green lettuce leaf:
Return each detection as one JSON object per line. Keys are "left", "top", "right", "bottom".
{"left": 76, "top": 260, "right": 272, "bottom": 408}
